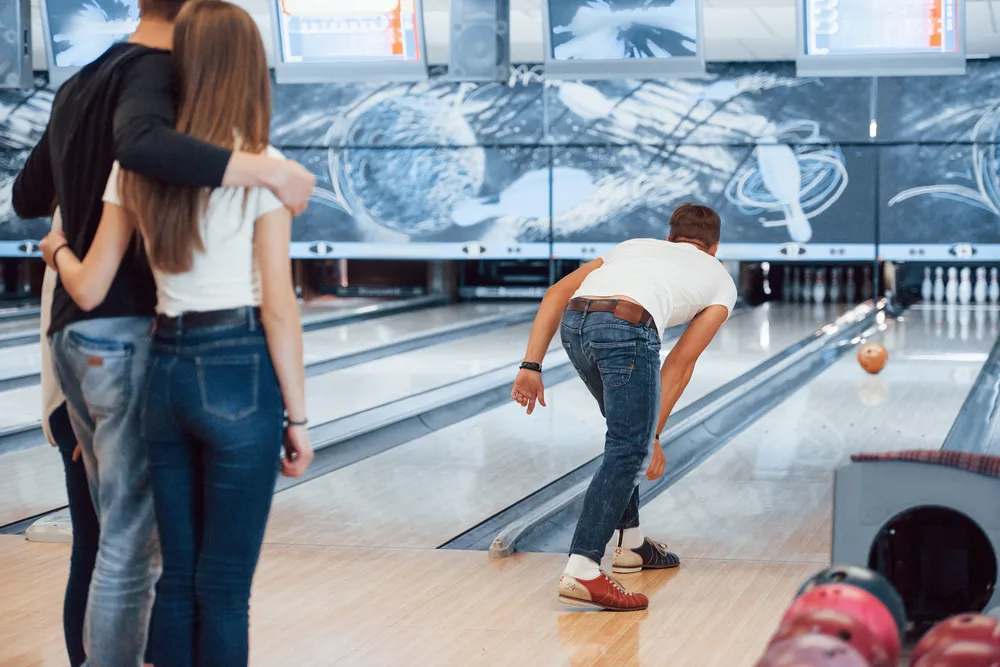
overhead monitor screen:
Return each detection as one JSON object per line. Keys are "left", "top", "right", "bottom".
{"left": 797, "top": 0, "right": 964, "bottom": 76}
{"left": 274, "top": 0, "right": 423, "bottom": 75}
{"left": 41, "top": 0, "right": 138, "bottom": 85}
{"left": 544, "top": 0, "right": 705, "bottom": 79}
{"left": 804, "top": 0, "right": 958, "bottom": 56}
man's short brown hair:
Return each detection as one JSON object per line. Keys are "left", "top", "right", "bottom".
{"left": 669, "top": 202, "right": 721, "bottom": 249}
{"left": 139, "top": 0, "right": 187, "bottom": 20}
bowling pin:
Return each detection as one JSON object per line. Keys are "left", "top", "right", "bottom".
{"left": 933, "top": 267, "right": 945, "bottom": 302}
{"left": 945, "top": 267, "right": 958, "bottom": 305}
{"left": 829, "top": 267, "right": 842, "bottom": 303}
{"left": 803, "top": 268, "right": 814, "bottom": 304}
{"left": 990, "top": 267, "right": 1000, "bottom": 303}
{"left": 959, "top": 267, "right": 972, "bottom": 305}
{"left": 921, "top": 267, "right": 933, "bottom": 302}
{"left": 861, "top": 266, "right": 872, "bottom": 301}
{"left": 813, "top": 268, "right": 826, "bottom": 304}
{"left": 975, "top": 267, "right": 988, "bottom": 303}
{"left": 958, "top": 266, "right": 972, "bottom": 306}
{"left": 756, "top": 138, "right": 812, "bottom": 243}
{"left": 845, "top": 267, "right": 856, "bottom": 304}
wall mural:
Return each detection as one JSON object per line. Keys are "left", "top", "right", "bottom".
{"left": 0, "top": 61, "right": 997, "bottom": 259}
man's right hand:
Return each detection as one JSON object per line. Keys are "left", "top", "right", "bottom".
{"left": 271, "top": 161, "right": 316, "bottom": 216}
{"left": 511, "top": 369, "right": 546, "bottom": 415}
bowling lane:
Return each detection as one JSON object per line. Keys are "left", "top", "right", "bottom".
{"left": 0, "top": 302, "right": 532, "bottom": 389}
{"left": 635, "top": 304, "right": 997, "bottom": 565}
{"left": 263, "top": 303, "right": 833, "bottom": 550}
{"left": 0, "top": 316, "right": 39, "bottom": 337}
{"left": 0, "top": 304, "right": 539, "bottom": 526}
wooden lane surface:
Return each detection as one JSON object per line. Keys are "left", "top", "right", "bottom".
{"left": 264, "top": 304, "right": 827, "bottom": 550}
{"left": 636, "top": 312, "right": 995, "bottom": 565}
{"left": 0, "top": 305, "right": 531, "bottom": 527}
{"left": 0, "top": 534, "right": 817, "bottom": 667}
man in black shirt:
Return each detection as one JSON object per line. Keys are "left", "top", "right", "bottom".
{"left": 12, "top": 2, "right": 315, "bottom": 665}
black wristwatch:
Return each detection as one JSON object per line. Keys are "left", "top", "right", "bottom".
{"left": 519, "top": 361, "right": 542, "bottom": 373}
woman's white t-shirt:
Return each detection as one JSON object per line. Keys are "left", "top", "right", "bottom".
{"left": 574, "top": 238, "right": 738, "bottom": 336}
{"left": 103, "top": 146, "right": 286, "bottom": 317}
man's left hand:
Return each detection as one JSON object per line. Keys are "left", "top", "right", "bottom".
{"left": 39, "top": 230, "right": 67, "bottom": 270}
{"left": 646, "top": 439, "right": 665, "bottom": 480}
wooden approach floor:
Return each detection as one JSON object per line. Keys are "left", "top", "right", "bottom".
{"left": 0, "top": 535, "right": 816, "bottom": 667}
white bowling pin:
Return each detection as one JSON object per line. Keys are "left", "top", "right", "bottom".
{"left": 756, "top": 139, "right": 812, "bottom": 243}
{"left": 933, "top": 267, "right": 945, "bottom": 302}
{"left": 803, "top": 268, "right": 814, "bottom": 304}
{"left": 921, "top": 267, "right": 933, "bottom": 302}
{"left": 946, "top": 267, "right": 959, "bottom": 304}
{"left": 990, "top": 267, "right": 1000, "bottom": 303}
{"left": 813, "top": 268, "right": 826, "bottom": 304}
{"left": 845, "top": 267, "right": 856, "bottom": 304}
{"left": 975, "top": 267, "right": 988, "bottom": 303}
{"left": 959, "top": 267, "right": 972, "bottom": 305}
{"left": 829, "top": 267, "right": 842, "bottom": 303}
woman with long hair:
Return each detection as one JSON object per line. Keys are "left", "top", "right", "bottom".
{"left": 40, "top": 1, "right": 313, "bottom": 664}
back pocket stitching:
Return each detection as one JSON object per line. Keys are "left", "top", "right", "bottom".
{"left": 196, "top": 355, "right": 260, "bottom": 422}
{"left": 586, "top": 341, "right": 637, "bottom": 389}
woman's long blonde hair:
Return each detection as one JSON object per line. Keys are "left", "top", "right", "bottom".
{"left": 120, "top": 0, "right": 271, "bottom": 274}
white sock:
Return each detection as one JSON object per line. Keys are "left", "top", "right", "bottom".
{"left": 620, "top": 527, "right": 644, "bottom": 550}
{"left": 564, "top": 554, "right": 601, "bottom": 581}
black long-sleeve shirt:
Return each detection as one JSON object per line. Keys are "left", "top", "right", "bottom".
{"left": 12, "top": 43, "right": 233, "bottom": 335}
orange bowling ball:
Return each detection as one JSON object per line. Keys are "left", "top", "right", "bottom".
{"left": 858, "top": 343, "right": 888, "bottom": 374}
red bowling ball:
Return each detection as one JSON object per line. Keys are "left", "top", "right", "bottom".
{"left": 911, "top": 614, "right": 1000, "bottom": 665}
{"left": 914, "top": 641, "right": 1000, "bottom": 667}
{"left": 756, "top": 635, "right": 869, "bottom": 667}
{"left": 780, "top": 584, "right": 901, "bottom": 666}
{"left": 770, "top": 609, "right": 892, "bottom": 667}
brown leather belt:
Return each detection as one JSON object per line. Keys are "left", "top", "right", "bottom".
{"left": 567, "top": 298, "right": 653, "bottom": 327}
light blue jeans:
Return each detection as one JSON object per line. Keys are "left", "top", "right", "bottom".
{"left": 50, "top": 316, "right": 158, "bottom": 667}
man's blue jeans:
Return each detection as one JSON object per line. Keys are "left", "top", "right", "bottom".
{"left": 143, "top": 314, "right": 283, "bottom": 667}
{"left": 50, "top": 316, "right": 158, "bottom": 667}
{"left": 560, "top": 309, "right": 661, "bottom": 563}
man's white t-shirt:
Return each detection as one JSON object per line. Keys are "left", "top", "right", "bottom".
{"left": 103, "top": 147, "right": 286, "bottom": 317}
{"left": 574, "top": 238, "right": 737, "bottom": 336}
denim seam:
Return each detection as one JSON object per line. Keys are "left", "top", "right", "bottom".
{"left": 67, "top": 329, "right": 133, "bottom": 354}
